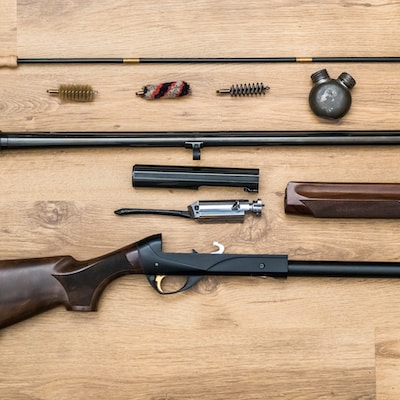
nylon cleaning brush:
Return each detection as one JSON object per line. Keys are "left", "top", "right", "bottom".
{"left": 216, "top": 82, "right": 270, "bottom": 96}
{"left": 47, "top": 84, "right": 98, "bottom": 102}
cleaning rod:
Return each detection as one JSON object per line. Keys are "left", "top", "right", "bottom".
{"left": 1, "top": 55, "right": 400, "bottom": 67}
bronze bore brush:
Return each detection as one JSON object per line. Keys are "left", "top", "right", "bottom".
{"left": 47, "top": 84, "right": 98, "bottom": 102}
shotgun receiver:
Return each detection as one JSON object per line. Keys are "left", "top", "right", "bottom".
{"left": 285, "top": 182, "right": 400, "bottom": 218}
{"left": 2, "top": 233, "right": 400, "bottom": 329}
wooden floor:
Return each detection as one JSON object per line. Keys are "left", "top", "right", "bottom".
{"left": 1, "top": 1, "right": 400, "bottom": 398}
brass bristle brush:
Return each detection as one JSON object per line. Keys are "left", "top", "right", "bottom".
{"left": 47, "top": 84, "right": 98, "bottom": 102}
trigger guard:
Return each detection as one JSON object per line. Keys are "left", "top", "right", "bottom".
{"left": 146, "top": 274, "right": 203, "bottom": 294}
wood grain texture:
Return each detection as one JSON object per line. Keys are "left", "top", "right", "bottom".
{"left": 0, "top": 0, "right": 16, "bottom": 54}
{"left": 1, "top": 0, "right": 400, "bottom": 398}
{"left": 376, "top": 328, "right": 400, "bottom": 400}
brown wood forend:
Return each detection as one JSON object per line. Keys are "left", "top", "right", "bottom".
{"left": 285, "top": 182, "right": 400, "bottom": 218}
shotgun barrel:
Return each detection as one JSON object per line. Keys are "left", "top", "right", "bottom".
{"left": 2, "top": 131, "right": 400, "bottom": 160}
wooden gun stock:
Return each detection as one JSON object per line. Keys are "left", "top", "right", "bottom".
{"left": 0, "top": 243, "right": 142, "bottom": 329}
{"left": 285, "top": 182, "right": 400, "bottom": 218}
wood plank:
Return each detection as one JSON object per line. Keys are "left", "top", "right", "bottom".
{"left": 1, "top": 326, "right": 375, "bottom": 399}
{"left": 0, "top": 0, "right": 16, "bottom": 54}
{"left": 376, "top": 328, "right": 400, "bottom": 400}
{"left": 1, "top": 1, "right": 400, "bottom": 398}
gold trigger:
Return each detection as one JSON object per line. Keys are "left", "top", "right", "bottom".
{"left": 151, "top": 242, "right": 225, "bottom": 294}
{"left": 155, "top": 275, "right": 166, "bottom": 293}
